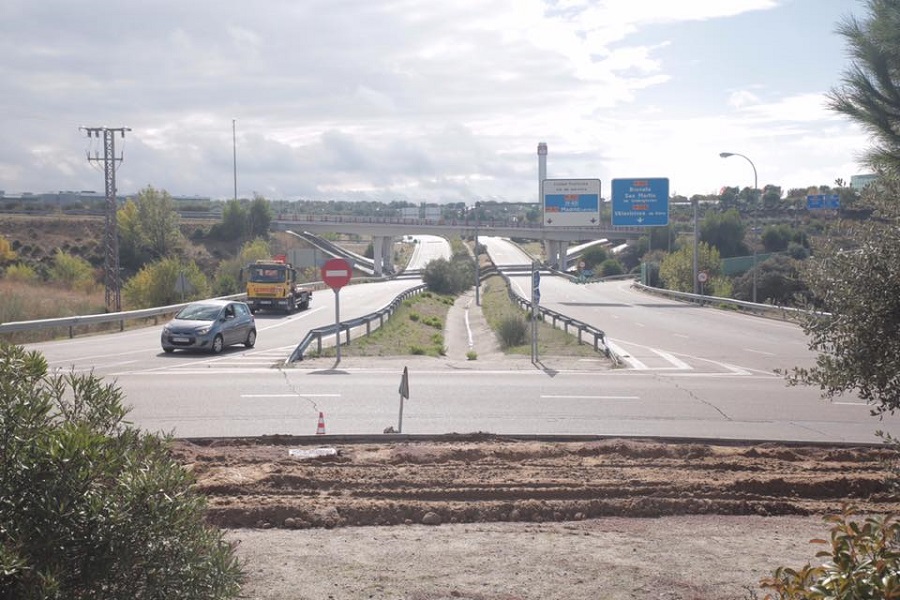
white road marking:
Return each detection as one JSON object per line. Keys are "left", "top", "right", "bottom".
{"left": 241, "top": 393, "right": 341, "bottom": 398}
{"left": 541, "top": 395, "right": 639, "bottom": 400}
{"left": 651, "top": 349, "right": 691, "bottom": 370}
{"left": 743, "top": 348, "right": 776, "bottom": 356}
{"left": 605, "top": 340, "right": 648, "bottom": 370}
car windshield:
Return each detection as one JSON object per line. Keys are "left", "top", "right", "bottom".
{"left": 175, "top": 304, "right": 222, "bottom": 321}
{"left": 250, "top": 267, "right": 286, "bottom": 283}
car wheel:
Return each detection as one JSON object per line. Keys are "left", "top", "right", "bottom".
{"left": 163, "top": 347, "right": 175, "bottom": 353}
{"left": 244, "top": 329, "right": 257, "bottom": 348}
{"left": 211, "top": 334, "right": 225, "bottom": 354}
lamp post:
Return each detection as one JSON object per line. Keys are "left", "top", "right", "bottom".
{"left": 719, "top": 152, "right": 759, "bottom": 303}
{"left": 474, "top": 201, "right": 481, "bottom": 306}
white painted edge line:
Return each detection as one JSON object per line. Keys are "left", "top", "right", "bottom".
{"left": 743, "top": 347, "right": 777, "bottom": 357}
{"left": 464, "top": 302, "right": 474, "bottom": 350}
{"left": 241, "top": 393, "right": 342, "bottom": 398}
{"left": 541, "top": 395, "right": 639, "bottom": 400}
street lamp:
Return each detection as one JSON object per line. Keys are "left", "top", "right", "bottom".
{"left": 474, "top": 202, "right": 481, "bottom": 306}
{"left": 719, "top": 151, "right": 759, "bottom": 303}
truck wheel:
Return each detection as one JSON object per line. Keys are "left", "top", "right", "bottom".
{"left": 300, "top": 299, "right": 309, "bottom": 310}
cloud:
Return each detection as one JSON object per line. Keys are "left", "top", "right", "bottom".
{"left": 0, "top": 0, "right": 870, "bottom": 203}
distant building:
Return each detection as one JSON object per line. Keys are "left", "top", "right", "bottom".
{"left": 851, "top": 173, "right": 878, "bottom": 190}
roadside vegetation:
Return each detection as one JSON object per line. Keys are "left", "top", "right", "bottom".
{"left": 309, "top": 290, "right": 454, "bottom": 358}
{"left": 479, "top": 275, "right": 604, "bottom": 358}
{"left": 0, "top": 342, "right": 244, "bottom": 599}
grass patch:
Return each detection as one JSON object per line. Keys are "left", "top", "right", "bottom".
{"left": 0, "top": 280, "right": 133, "bottom": 344}
{"left": 317, "top": 290, "right": 454, "bottom": 358}
{"left": 480, "top": 275, "right": 601, "bottom": 357}
{"left": 318, "top": 276, "right": 607, "bottom": 359}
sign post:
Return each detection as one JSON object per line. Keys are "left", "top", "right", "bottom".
{"left": 531, "top": 263, "right": 540, "bottom": 363}
{"left": 397, "top": 366, "right": 409, "bottom": 433}
{"left": 321, "top": 258, "right": 353, "bottom": 363}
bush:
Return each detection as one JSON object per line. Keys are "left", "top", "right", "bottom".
{"left": 48, "top": 250, "right": 96, "bottom": 293}
{"left": 123, "top": 257, "right": 210, "bottom": 309}
{"left": 4, "top": 263, "right": 38, "bottom": 283}
{"left": 422, "top": 257, "right": 474, "bottom": 295}
{"left": 497, "top": 316, "right": 527, "bottom": 348}
{"left": 599, "top": 258, "right": 624, "bottom": 277}
{"left": 0, "top": 343, "right": 244, "bottom": 599}
{"left": 759, "top": 506, "right": 900, "bottom": 599}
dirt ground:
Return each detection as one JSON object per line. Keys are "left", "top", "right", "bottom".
{"left": 173, "top": 436, "right": 900, "bottom": 600}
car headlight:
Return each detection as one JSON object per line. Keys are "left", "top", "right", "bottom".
{"left": 195, "top": 326, "right": 212, "bottom": 335}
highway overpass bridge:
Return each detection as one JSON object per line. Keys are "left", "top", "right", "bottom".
{"left": 273, "top": 213, "right": 645, "bottom": 275}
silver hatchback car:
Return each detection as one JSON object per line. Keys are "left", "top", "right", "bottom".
{"left": 161, "top": 300, "right": 257, "bottom": 354}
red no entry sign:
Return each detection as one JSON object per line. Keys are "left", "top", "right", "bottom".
{"left": 321, "top": 258, "right": 352, "bottom": 291}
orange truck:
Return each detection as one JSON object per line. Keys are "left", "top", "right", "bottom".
{"left": 240, "top": 257, "right": 312, "bottom": 314}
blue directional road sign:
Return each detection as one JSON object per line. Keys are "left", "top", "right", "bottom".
{"left": 806, "top": 194, "right": 840, "bottom": 210}
{"left": 532, "top": 270, "right": 541, "bottom": 304}
{"left": 611, "top": 178, "right": 670, "bottom": 226}
{"left": 542, "top": 179, "right": 602, "bottom": 227}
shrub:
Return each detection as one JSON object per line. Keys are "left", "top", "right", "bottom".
{"left": 0, "top": 343, "right": 244, "bottom": 599}
{"left": 498, "top": 316, "right": 527, "bottom": 348}
{"left": 759, "top": 506, "right": 900, "bottom": 599}
{"left": 4, "top": 263, "right": 38, "bottom": 283}
{"left": 48, "top": 250, "right": 96, "bottom": 293}
{"left": 410, "top": 345, "right": 426, "bottom": 355}
{"left": 123, "top": 257, "right": 210, "bottom": 309}
{"left": 599, "top": 258, "right": 624, "bottom": 277}
{"left": 0, "top": 236, "right": 16, "bottom": 262}
{"left": 409, "top": 313, "right": 420, "bottom": 322}
{"left": 466, "top": 350, "right": 478, "bottom": 360}
{"left": 422, "top": 257, "right": 474, "bottom": 295}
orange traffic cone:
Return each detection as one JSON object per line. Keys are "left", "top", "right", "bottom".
{"left": 316, "top": 412, "right": 326, "bottom": 435}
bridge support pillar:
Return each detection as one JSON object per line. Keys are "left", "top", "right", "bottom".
{"left": 372, "top": 235, "right": 393, "bottom": 276}
{"left": 544, "top": 240, "right": 568, "bottom": 271}
{"left": 372, "top": 236, "right": 385, "bottom": 277}
{"left": 381, "top": 236, "right": 394, "bottom": 274}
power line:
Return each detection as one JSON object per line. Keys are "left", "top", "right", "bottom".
{"left": 80, "top": 126, "right": 131, "bottom": 312}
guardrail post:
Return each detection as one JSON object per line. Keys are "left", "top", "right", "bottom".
{"left": 578, "top": 326, "right": 583, "bottom": 344}
{"left": 69, "top": 325, "right": 75, "bottom": 339}
{"left": 119, "top": 319, "right": 125, "bottom": 332}
{"left": 316, "top": 334, "right": 322, "bottom": 355}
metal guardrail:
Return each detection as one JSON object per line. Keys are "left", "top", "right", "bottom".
{"left": 0, "top": 294, "right": 248, "bottom": 339}
{"left": 286, "top": 284, "right": 427, "bottom": 363}
{"left": 632, "top": 282, "right": 814, "bottom": 320}
{"left": 494, "top": 267, "right": 612, "bottom": 359}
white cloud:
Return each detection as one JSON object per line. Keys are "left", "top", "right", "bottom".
{"left": 0, "top": 0, "right": 871, "bottom": 202}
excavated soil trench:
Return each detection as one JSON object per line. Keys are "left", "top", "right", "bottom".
{"left": 172, "top": 436, "right": 900, "bottom": 529}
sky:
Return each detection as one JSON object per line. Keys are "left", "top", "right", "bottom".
{"left": 0, "top": 0, "right": 871, "bottom": 204}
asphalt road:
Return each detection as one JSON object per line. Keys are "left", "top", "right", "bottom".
{"left": 21, "top": 236, "right": 900, "bottom": 444}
